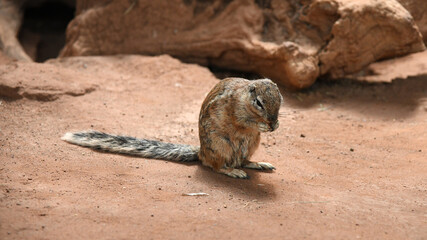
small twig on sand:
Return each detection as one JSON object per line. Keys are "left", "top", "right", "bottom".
{"left": 124, "top": 0, "right": 137, "bottom": 15}
{"left": 286, "top": 201, "right": 331, "bottom": 204}
{"left": 182, "top": 192, "right": 209, "bottom": 196}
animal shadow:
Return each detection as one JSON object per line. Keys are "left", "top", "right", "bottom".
{"left": 193, "top": 165, "right": 277, "bottom": 200}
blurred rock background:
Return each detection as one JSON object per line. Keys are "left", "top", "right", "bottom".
{"left": 1, "top": 0, "right": 426, "bottom": 89}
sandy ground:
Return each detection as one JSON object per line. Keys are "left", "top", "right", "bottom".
{"left": 0, "top": 54, "right": 426, "bottom": 239}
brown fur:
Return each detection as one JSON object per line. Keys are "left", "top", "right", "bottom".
{"left": 198, "top": 77, "right": 282, "bottom": 178}
{"left": 63, "top": 77, "right": 282, "bottom": 179}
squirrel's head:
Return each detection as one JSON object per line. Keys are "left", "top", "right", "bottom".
{"left": 246, "top": 79, "right": 283, "bottom": 132}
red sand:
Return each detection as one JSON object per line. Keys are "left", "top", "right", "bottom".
{"left": 0, "top": 55, "right": 426, "bottom": 239}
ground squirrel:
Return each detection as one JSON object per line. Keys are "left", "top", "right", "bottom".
{"left": 62, "top": 77, "right": 283, "bottom": 178}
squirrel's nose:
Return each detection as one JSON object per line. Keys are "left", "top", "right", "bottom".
{"left": 269, "top": 121, "right": 279, "bottom": 131}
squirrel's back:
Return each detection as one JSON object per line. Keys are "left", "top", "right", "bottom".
{"left": 62, "top": 131, "right": 199, "bottom": 161}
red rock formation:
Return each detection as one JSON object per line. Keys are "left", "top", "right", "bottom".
{"left": 397, "top": 0, "right": 427, "bottom": 43}
{"left": 319, "top": 0, "right": 425, "bottom": 78}
{"left": 0, "top": 0, "right": 424, "bottom": 89}
{"left": 59, "top": 0, "right": 425, "bottom": 89}
{"left": 0, "top": 0, "right": 32, "bottom": 61}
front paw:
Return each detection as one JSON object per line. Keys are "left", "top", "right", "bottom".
{"left": 244, "top": 161, "right": 276, "bottom": 170}
{"left": 257, "top": 162, "right": 276, "bottom": 170}
{"left": 227, "top": 169, "right": 249, "bottom": 179}
{"left": 219, "top": 168, "right": 249, "bottom": 179}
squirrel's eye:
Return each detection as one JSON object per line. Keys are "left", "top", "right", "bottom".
{"left": 256, "top": 98, "right": 264, "bottom": 110}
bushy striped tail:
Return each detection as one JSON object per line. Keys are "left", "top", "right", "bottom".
{"left": 61, "top": 131, "right": 199, "bottom": 162}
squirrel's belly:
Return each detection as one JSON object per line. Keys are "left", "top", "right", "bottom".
{"left": 226, "top": 134, "right": 258, "bottom": 168}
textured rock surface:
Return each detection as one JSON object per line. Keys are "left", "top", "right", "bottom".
{"left": 0, "top": 60, "right": 96, "bottom": 101}
{"left": 350, "top": 50, "right": 427, "bottom": 83}
{"left": 398, "top": 0, "right": 427, "bottom": 43}
{"left": 0, "top": 54, "right": 213, "bottom": 101}
{"left": 60, "top": 0, "right": 425, "bottom": 89}
{"left": 0, "top": 0, "right": 32, "bottom": 61}
{"left": 319, "top": 0, "right": 425, "bottom": 78}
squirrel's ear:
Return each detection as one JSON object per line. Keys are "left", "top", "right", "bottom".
{"left": 249, "top": 84, "right": 256, "bottom": 93}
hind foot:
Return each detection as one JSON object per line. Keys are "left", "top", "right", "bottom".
{"left": 243, "top": 161, "right": 276, "bottom": 170}
{"left": 218, "top": 168, "right": 249, "bottom": 179}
